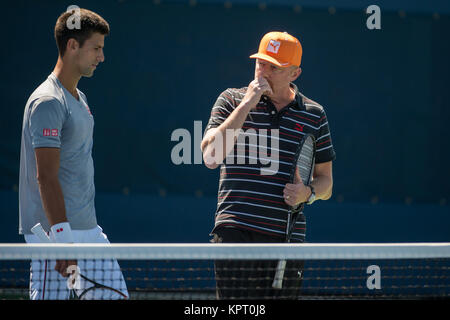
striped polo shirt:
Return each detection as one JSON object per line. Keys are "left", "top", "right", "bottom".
{"left": 205, "top": 83, "right": 336, "bottom": 242}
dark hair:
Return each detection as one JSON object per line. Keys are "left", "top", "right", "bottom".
{"left": 54, "top": 8, "right": 110, "bottom": 57}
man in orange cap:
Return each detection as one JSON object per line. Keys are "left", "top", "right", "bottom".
{"left": 201, "top": 32, "right": 336, "bottom": 299}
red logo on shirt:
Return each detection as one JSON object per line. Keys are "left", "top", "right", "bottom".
{"left": 43, "top": 129, "right": 58, "bottom": 136}
{"left": 56, "top": 228, "right": 63, "bottom": 233}
{"left": 295, "top": 123, "right": 305, "bottom": 132}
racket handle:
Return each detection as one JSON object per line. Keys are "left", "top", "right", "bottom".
{"left": 272, "top": 259, "right": 287, "bottom": 289}
{"left": 31, "top": 223, "right": 52, "bottom": 243}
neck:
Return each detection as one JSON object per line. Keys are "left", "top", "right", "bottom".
{"left": 268, "top": 84, "right": 295, "bottom": 110}
{"left": 52, "top": 56, "right": 81, "bottom": 99}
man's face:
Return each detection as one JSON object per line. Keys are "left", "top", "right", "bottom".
{"left": 254, "top": 59, "right": 300, "bottom": 91}
{"left": 73, "top": 32, "right": 105, "bottom": 77}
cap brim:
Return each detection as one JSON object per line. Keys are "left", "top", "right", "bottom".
{"left": 249, "top": 53, "right": 291, "bottom": 68}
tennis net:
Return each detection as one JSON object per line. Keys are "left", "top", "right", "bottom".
{"left": 0, "top": 243, "right": 449, "bottom": 300}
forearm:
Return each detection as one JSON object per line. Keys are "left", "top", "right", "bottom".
{"left": 310, "top": 174, "right": 333, "bottom": 201}
{"left": 38, "top": 176, "right": 76, "bottom": 274}
{"left": 37, "top": 176, "right": 67, "bottom": 226}
{"left": 202, "top": 77, "right": 272, "bottom": 169}
{"left": 202, "top": 101, "right": 254, "bottom": 168}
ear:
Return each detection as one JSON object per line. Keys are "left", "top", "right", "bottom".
{"left": 290, "top": 67, "right": 302, "bottom": 81}
{"left": 66, "top": 38, "right": 79, "bottom": 53}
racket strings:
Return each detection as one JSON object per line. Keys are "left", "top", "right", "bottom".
{"left": 296, "top": 138, "right": 314, "bottom": 185}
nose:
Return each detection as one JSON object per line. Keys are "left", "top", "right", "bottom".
{"left": 258, "top": 61, "right": 271, "bottom": 76}
{"left": 98, "top": 49, "right": 105, "bottom": 63}
{"left": 256, "top": 64, "right": 264, "bottom": 78}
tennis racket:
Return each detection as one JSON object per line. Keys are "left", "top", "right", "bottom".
{"left": 31, "top": 223, "right": 128, "bottom": 300}
{"left": 272, "top": 133, "right": 316, "bottom": 289}
{"left": 68, "top": 273, "right": 128, "bottom": 300}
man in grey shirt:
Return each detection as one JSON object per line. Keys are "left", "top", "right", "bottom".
{"left": 20, "top": 74, "right": 97, "bottom": 235}
{"left": 19, "top": 8, "right": 127, "bottom": 300}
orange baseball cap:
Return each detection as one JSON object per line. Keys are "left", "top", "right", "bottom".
{"left": 250, "top": 31, "right": 302, "bottom": 67}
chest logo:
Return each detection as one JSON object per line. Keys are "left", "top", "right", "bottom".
{"left": 294, "top": 123, "right": 305, "bottom": 132}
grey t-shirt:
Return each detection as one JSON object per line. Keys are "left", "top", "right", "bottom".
{"left": 19, "top": 73, "right": 97, "bottom": 234}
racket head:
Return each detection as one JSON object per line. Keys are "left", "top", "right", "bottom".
{"left": 290, "top": 133, "right": 316, "bottom": 187}
{"left": 73, "top": 274, "right": 128, "bottom": 300}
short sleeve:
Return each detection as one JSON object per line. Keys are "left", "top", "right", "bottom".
{"left": 315, "top": 108, "right": 336, "bottom": 163}
{"left": 204, "top": 89, "right": 236, "bottom": 136}
{"left": 29, "top": 97, "right": 67, "bottom": 149}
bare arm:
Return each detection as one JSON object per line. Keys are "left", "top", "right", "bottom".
{"left": 284, "top": 161, "right": 333, "bottom": 206}
{"left": 201, "top": 77, "right": 273, "bottom": 169}
{"left": 201, "top": 104, "right": 252, "bottom": 170}
{"left": 35, "top": 147, "right": 67, "bottom": 225}
{"left": 310, "top": 161, "right": 333, "bottom": 201}
{"left": 35, "top": 147, "right": 76, "bottom": 277}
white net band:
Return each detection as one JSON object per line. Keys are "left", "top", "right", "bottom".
{"left": 1, "top": 243, "right": 449, "bottom": 300}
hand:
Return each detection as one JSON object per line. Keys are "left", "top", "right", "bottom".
{"left": 242, "top": 76, "right": 273, "bottom": 107}
{"left": 283, "top": 167, "right": 311, "bottom": 207}
{"left": 55, "top": 259, "right": 77, "bottom": 278}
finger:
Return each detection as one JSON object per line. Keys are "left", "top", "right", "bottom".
{"left": 259, "top": 82, "right": 273, "bottom": 95}
{"left": 284, "top": 183, "right": 298, "bottom": 190}
{"left": 284, "top": 198, "right": 295, "bottom": 206}
{"left": 285, "top": 184, "right": 302, "bottom": 193}
{"left": 294, "top": 166, "right": 301, "bottom": 183}
{"left": 250, "top": 79, "right": 259, "bottom": 87}
{"left": 55, "top": 260, "right": 65, "bottom": 277}
{"left": 61, "top": 260, "right": 74, "bottom": 278}
{"left": 256, "top": 80, "right": 270, "bottom": 92}
{"left": 61, "top": 261, "right": 70, "bottom": 277}
{"left": 255, "top": 76, "right": 269, "bottom": 87}
{"left": 249, "top": 80, "right": 269, "bottom": 95}
{"left": 293, "top": 166, "right": 303, "bottom": 185}
{"left": 261, "top": 78, "right": 273, "bottom": 94}
{"left": 70, "top": 260, "right": 77, "bottom": 268}
{"left": 283, "top": 190, "right": 296, "bottom": 202}
{"left": 256, "top": 75, "right": 267, "bottom": 84}
{"left": 55, "top": 260, "right": 62, "bottom": 273}
{"left": 263, "top": 87, "right": 273, "bottom": 96}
